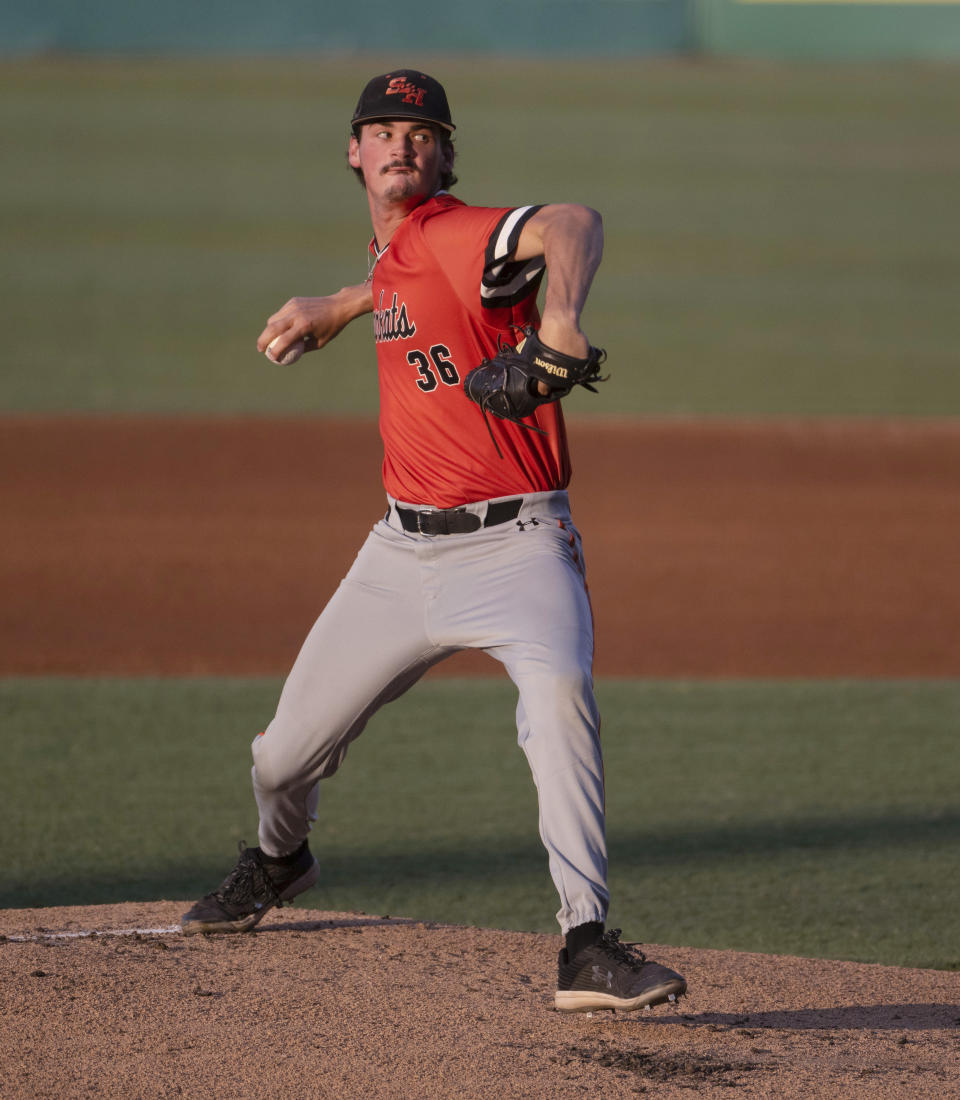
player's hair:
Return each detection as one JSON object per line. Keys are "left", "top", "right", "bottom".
{"left": 347, "top": 123, "right": 458, "bottom": 191}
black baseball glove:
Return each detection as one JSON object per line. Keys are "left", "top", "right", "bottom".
{"left": 463, "top": 326, "right": 607, "bottom": 455}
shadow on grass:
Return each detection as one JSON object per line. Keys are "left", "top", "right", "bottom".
{"left": 5, "top": 808, "right": 958, "bottom": 911}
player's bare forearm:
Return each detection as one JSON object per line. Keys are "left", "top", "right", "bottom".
{"left": 514, "top": 204, "right": 603, "bottom": 358}
{"left": 258, "top": 284, "right": 374, "bottom": 362}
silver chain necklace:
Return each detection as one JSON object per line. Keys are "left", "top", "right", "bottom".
{"left": 367, "top": 242, "right": 389, "bottom": 283}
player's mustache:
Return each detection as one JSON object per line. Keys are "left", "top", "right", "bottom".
{"left": 382, "top": 159, "right": 415, "bottom": 173}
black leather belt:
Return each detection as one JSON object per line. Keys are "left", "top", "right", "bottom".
{"left": 395, "top": 498, "right": 523, "bottom": 536}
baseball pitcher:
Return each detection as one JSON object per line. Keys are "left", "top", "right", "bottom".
{"left": 181, "top": 70, "right": 686, "bottom": 1014}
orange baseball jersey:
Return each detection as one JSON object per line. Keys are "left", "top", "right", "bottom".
{"left": 370, "top": 193, "right": 572, "bottom": 508}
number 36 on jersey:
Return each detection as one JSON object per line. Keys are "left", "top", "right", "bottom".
{"left": 408, "top": 344, "right": 460, "bottom": 393}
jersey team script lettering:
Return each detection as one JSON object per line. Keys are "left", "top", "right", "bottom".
{"left": 373, "top": 291, "right": 417, "bottom": 343}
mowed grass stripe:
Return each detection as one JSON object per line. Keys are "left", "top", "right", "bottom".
{"left": 1, "top": 57, "right": 959, "bottom": 414}
{"left": 3, "top": 677, "right": 957, "bottom": 969}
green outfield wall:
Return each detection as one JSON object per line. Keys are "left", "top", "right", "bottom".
{"left": 699, "top": 0, "right": 960, "bottom": 60}
{"left": 0, "top": 0, "right": 694, "bottom": 55}
{"left": 3, "top": 0, "right": 960, "bottom": 58}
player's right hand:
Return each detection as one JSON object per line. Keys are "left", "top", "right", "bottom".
{"left": 257, "top": 286, "right": 375, "bottom": 362}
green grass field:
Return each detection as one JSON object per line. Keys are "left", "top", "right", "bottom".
{"left": 4, "top": 677, "right": 957, "bottom": 970}
{"left": 2, "top": 56, "right": 959, "bottom": 415}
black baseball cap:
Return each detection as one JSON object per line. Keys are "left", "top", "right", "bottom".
{"left": 351, "top": 70, "right": 455, "bottom": 133}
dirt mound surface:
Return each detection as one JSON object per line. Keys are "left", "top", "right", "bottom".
{"left": 2, "top": 903, "right": 958, "bottom": 1098}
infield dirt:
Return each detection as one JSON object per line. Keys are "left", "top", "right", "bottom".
{"left": 2, "top": 416, "right": 959, "bottom": 677}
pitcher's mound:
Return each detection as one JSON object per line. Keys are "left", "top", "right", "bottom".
{"left": 2, "top": 902, "right": 958, "bottom": 1097}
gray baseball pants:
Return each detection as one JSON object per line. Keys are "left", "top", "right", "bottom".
{"left": 251, "top": 489, "right": 608, "bottom": 933}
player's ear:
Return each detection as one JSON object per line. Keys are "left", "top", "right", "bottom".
{"left": 348, "top": 133, "right": 362, "bottom": 169}
{"left": 439, "top": 136, "right": 454, "bottom": 175}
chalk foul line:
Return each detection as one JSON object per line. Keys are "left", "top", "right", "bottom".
{"left": 3, "top": 925, "right": 182, "bottom": 943}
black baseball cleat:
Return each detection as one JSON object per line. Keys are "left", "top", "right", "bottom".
{"left": 555, "top": 928, "right": 687, "bottom": 1013}
{"left": 180, "top": 841, "right": 320, "bottom": 935}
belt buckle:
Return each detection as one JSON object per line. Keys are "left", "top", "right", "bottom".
{"left": 416, "top": 508, "right": 439, "bottom": 536}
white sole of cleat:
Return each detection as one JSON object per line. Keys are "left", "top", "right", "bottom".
{"left": 554, "top": 978, "right": 686, "bottom": 1014}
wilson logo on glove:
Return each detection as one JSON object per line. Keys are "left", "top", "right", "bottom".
{"left": 534, "top": 357, "right": 569, "bottom": 379}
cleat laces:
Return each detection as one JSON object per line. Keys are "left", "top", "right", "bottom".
{"left": 594, "top": 929, "right": 648, "bottom": 969}
{"left": 211, "top": 842, "right": 284, "bottom": 912}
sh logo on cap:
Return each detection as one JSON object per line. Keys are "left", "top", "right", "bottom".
{"left": 351, "top": 70, "right": 456, "bottom": 132}
{"left": 386, "top": 77, "right": 426, "bottom": 106}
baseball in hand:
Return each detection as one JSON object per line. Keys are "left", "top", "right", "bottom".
{"left": 266, "top": 336, "right": 305, "bottom": 366}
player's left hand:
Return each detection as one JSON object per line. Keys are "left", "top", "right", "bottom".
{"left": 527, "top": 318, "right": 591, "bottom": 396}
{"left": 535, "top": 317, "right": 591, "bottom": 361}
